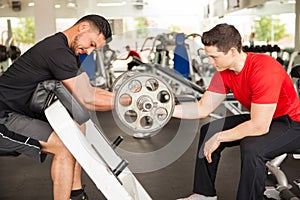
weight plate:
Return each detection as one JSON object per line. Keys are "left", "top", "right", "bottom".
{"left": 111, "top": 71, "right": 139, "bottom": 92}
{"left": 113, "top": 72, "right": 174, "bottom": 136}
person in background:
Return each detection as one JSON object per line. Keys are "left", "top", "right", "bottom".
{"left": 118, "top": 45, "right": 142, "bottom": 70}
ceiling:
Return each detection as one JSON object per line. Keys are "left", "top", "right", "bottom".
{"left": 227, "top": 0, "right": 296, "bottom": 16}
{"left": 0, "top": 0, "right": 147, "bottom": 18}
{"left": 0, "top": 0, "right": 297, "bottom": 19}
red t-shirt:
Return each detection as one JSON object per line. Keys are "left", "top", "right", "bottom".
{"left": 207, "top": 52, "right": 300, "bottom": 121}
{"left": 127, "top": 50, "right": 141, "bottom": 60}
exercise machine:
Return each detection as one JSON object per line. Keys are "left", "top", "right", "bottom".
{"left": 0, "top": 19, "right": 21, "bottom": 73}
{"left": 80, "top": 45, "right": 117, "bottom": 89}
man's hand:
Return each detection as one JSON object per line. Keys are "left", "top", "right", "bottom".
{"left": 203, "top": 132, "right": 221, "bottom": 163}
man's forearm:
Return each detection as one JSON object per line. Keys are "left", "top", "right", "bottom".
{"left": 173, "top": 102, "right": 209, "bottom": 119}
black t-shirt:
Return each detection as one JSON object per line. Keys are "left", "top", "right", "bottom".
{"left": 0, "top": 32, "right": 82, "bottom": 119}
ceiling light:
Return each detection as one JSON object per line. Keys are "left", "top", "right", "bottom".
{"left": 54, "top": 4, "right": 61, "bottom": 8}
{"left": 66, "top": 0, "right": 77, "bottom": 8}
{"left": 97, "top": 1, "right": 127, "bottom": 7}
{"left": 28, "top": 2, "right": 34, "bottom": 7}
{"left": 280, "top": 0, "right": 296, "bottom": 3}
{"left": 66, "top": 2, "right": 77, "bottom": 8}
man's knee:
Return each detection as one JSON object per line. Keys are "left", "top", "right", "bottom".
{"left": 41, "top": 131, "right": 71, "bottom": 156}
{"left": 240, "top": 138, "right": 264, "bottom": 161}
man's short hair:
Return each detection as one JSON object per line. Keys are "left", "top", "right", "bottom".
{"left": 75, "top": 14, "right": 112, "bottom": 43}
{"left": 201, "top": 23, "right": 242, "bottom": 53}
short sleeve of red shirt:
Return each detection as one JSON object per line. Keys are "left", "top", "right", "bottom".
{"left": 207, "top": 71, "right": 229, "bottom": 94}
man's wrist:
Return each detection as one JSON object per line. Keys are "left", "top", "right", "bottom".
{"left": 217, "top": 132, "right": 224, "bottom": 142}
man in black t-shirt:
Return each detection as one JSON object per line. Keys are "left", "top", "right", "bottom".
{"left": 0, "top": 14, "right": 113, "bottom": 200}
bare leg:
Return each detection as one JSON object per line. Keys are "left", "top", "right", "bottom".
{"left": 72, "top": 162, "right": 82, "bottom": 190}
{"left": 71, "top": 123, "right": 86, "bottom": 190}
{"left": 40, "top": 131, "right": 76, "bottom": 200}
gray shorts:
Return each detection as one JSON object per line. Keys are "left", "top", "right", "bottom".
{"left": 0, "top": 112, "right": 53, "bottom": 162}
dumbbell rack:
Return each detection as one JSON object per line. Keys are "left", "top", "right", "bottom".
{"left": 45, "top": 100, "right": 152, "bottom": 200}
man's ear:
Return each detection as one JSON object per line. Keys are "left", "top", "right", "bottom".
{"left": 78, "top": 21, "right": 90, "bottom": 33}
{"left": 230, "top": 47, "right": 238, "bottom": 56}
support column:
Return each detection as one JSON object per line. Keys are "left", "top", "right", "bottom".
{"left": 34, "top": 0, "right": 56, "bottom": 42}
{"left": 295, "top": 0, "right": 300, "bottom": 50}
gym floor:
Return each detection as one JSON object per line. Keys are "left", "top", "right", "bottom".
{"left": 0, "top": 109, "right": 299, "bottom": 200}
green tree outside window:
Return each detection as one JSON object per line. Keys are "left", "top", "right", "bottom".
{"left": 13, "top": 17, "right": 35, "bottom": 44}
{"left": 254, "top": 15, "right": 289, "bottom": 43}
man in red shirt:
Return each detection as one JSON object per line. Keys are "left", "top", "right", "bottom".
{"left": 173, "top": 23, "right": 300, "bottom": 200}
{"left": 119, "top": 45, "right": 142, "bottom": 70}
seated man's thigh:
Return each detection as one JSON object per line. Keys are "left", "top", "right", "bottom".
{"left": 0, "top": 112, "right": 53, "bottom": 142}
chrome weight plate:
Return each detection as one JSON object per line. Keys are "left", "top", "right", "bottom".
{"left": 111, "top": 71, "right": 139, "bottom": 92}
{"left": 113, "top": 72, "right": 175, "bottom": 136}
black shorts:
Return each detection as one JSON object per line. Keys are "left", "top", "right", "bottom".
{"left": 0, "top": 112, "right": 53, "bottom": 162}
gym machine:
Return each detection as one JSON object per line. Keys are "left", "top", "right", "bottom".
{"left": 0, "top": 19, "right": 21, "bottom": 73}
{"left": 142, "top": 32, "right": 209, "bottom": 87}
{"left": 80, "top": 45, "right": 117, "bottom": 90}
{"left": 144, "top": 32, "right": 177, "bottom": 68}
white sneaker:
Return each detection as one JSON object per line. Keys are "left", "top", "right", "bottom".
{"left": 177, "top": 193, "right": 217, "bottom": 200}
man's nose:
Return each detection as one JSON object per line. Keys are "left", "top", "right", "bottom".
{"left": 86, "top": 48, "right": 95, "bottom": 55}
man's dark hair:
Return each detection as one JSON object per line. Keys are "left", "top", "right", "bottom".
{"left": 75, "top": 14, "right": 112, "bottom": 43}
{"left": 201, "top": 23, "right": 242, "bottom": 53}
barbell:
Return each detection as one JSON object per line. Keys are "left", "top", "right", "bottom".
{"left": 112, "top": 71, "right": 175, "bottom": 137}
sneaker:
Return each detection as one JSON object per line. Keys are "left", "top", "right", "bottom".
{"left": 177, "top": 193, "right": 217, "bottom": 200}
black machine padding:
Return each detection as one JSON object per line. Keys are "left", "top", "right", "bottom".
{"left": 31, "top": 80, "right": 90, "bottom": 125}
{"left": 52, "top": 81, "right": 90, "bottom": 125}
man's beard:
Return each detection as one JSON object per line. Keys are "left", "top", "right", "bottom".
{"left": 70, "top": 35, "right": 79, "bottom": 55}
